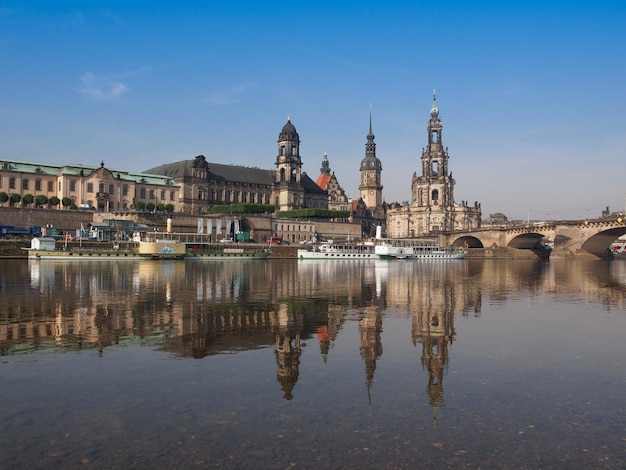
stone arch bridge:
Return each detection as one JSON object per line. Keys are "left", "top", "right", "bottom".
{"left": 440, "top": 219, "right": 626, "bottom": 259}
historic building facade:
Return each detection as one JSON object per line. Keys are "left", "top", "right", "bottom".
{"left": 146, "top": 118, "right": 327, "bottom": 215}
{"left": 315, "top": 152, "right": 351, "bottom": 212}
{"left": 386, "top": 93, "right": 481, "bottom": 237}
{"left": 0, "top": 159, "right": 180, "bottom": 212}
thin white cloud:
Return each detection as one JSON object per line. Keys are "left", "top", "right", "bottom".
{"left": 78, "top": 72, "right": 130, "bottom": 100}
{"left": 204, "top": 82, "right": 256, "bottom": 106}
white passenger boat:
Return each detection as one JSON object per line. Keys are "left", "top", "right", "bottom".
{"left": 298, "top": 242, "right": 379, "bottom": 260}
{"left": 374, "top": 238, "right": 466, "bottom": 260}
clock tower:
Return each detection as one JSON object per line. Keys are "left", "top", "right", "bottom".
{"left": 359, "top": 108, "right": 383, "bottom": 211}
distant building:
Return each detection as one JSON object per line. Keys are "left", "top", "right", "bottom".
{"left": 315, "top": 152, "right": 351, "bottom": 212}
{"left": 146, "top": 118, "right": 327, "bottom": 215}
{"left": 0, "top": 159, "right": 179, "bottom": 212}
{"left": 386, "top": 92, "right": 481, "bottom": 237}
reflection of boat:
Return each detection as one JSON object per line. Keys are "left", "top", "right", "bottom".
{"left": 374, "top": 238, "right": 467, "bottom": 260}
{"left": 298, "top": 242, "right": 379, "bottom": 260}
{"left": 610, "top": 242, "right": 626, "bottom": 259}
{"left": 24, "top": 237, "right": 187, "bottom": 260}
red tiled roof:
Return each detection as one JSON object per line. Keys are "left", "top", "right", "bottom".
{"left": 315, "top": 173, "right": 332, "bottom": 190}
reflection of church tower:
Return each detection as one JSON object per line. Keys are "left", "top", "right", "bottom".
{"left": 273, "top": 304, "right": 303, "bottom": 402}
{"left": 275, "top": 117, "right": 304, "bottom": 212}
{"left": 275, "top": 331, "right": 301, "bottom": 402}
{"left": 359, "top": 108, "right": 383, "bottom": 213}
{"left": 359, "top": 306, "right": 382, "bottom": 403}
{"left": 412, "top": 286, "right": 455, "bottom": 424}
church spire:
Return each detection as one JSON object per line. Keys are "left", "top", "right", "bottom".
{"left": 430, "top": 89, "right": 439, "bottom": 117}
{"left": 320, "top": 152, "right": 330, "bottom": 175}
{"left": 366, "top": 104, "right": 375, "bottom": 155}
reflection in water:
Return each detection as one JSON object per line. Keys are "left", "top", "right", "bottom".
{"left": 3, "top": 259, "right": 626, "bottom": 401}
{"left": 2, "top": 258, "right": 626, "bottom": 468}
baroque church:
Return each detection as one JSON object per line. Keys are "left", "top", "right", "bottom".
{"left": 386, "top": 92, "right": 481, "bottom": 237}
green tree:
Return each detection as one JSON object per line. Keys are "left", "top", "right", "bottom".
{"left": 22, "top": 193, "right": 34, "bottom": 207}
{"left": 36, "top": 195, "right": 48, "bottom": 207}
{"left": 61, "top": 197, "right": 72, "bottom": 209}
{"left": 156, "top": 203, "right": 165, "bottom": 212}
{"left": 0, "top": 192, "right": 8, "bottom": 206}
{"left": 9, "top": 193, "right": 21, "bottom": 206}
{"left": 146, "top": 202, "right": 156, "bottom": 212}
{"left": 135, "top": 201, "right": 146, "bottom": 211}
{"left": 49, "top": 196, "right": 60, "bottom": 208}
{"left": 165, "top": 204, "right": 174, "bottom": 214}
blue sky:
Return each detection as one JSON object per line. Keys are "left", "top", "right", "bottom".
{"left": 1, "top": 1, "right": 625, "bottom": 221}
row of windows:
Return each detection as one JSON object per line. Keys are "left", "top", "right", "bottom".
{"left": 274, "top": 224, "right": 313, "bottom": 232}
{"left": 197, "top": 189, "right": 270, "bottom": 205}
{"left": 1, "top": 177, "right": 174, "bottom": 201}
{"left": 2, "top": 177, "right": 54, "bottom": 191}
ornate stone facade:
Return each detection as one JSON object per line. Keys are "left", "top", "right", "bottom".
{"left": 386, "top": 93, "right": 481, "bottom": 237}
{"left": 315, "top": 153, "right": 351, "bottom": 212}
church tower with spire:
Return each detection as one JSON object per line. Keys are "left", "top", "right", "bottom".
{"left": 386, "top": 92, "right": 481, "bottom": 237}
{"left": 359, "top": 107, "right": 383, "bottom": 212}
{"left": 410, "top": 90, "right": 456, "bottom": 231}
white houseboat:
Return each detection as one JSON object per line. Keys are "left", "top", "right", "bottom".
{"left": 374, "top": 238, "right": 466, "bottom": 260}
{"left": 298, "top": 242, "right": 379, "bottom": 260}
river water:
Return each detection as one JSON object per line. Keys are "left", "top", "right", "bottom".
{"left": 1, "top": 258, "right": 625, "bottom": 469}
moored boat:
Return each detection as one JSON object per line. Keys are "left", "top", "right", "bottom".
{"left": 155, "top": 232, "right": 271, "bottom": 259}
{"left": 374, "top": 237, "right": 466, "bottom": 260}
{"left": 185, "top": 243, "right": 271, "bottom": 259}
{"left": 298, "top": 242, "right": 378, "bottom": 260}
{"left": 24, "top": 237, "right": 187, "bottom": 260}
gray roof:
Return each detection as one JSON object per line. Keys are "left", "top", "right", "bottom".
{"left": 146, "top": 156, "right": 326, "bottom": 195}
{"left": 145, "top": 159, "right": 274, "bottom": 186}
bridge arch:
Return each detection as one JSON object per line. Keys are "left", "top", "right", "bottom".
{"left": 508, "top": 232, "right": 549, "bottom": 250}
{"left": 580, "top": 227, "right": 626, "bottom": 258}
{"left": 451, "top": 235, "right": 484, "bottom": 248}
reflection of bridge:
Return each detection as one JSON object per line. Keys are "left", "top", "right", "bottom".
{"left": 442, "top": 218, "right": 626, "bottom": 258}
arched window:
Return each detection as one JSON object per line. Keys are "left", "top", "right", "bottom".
{"left": 280, "top": 168, "right": 286, "bottom": 182}
{"left": 431, "top": 189, "right": 439, "bottom": 205}
{"left": 291, "top": 168, "right": 297, "bottom": 183}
